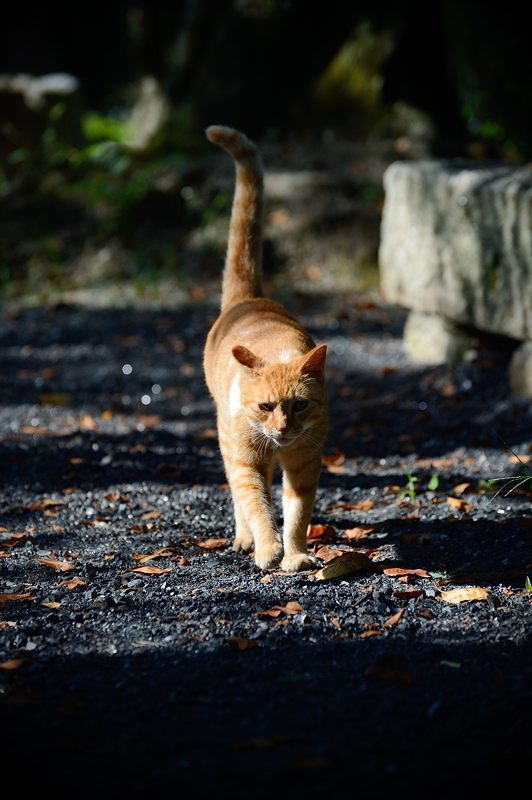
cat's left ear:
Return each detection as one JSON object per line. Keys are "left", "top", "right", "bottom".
{"left": 232, "top": 345, "right": 266, "bottom": 374}
{"left": 300, "top": 344, "right": 327, "bottom": 382}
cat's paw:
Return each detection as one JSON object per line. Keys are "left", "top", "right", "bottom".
{"left": 254, "top": 542, "right": 283, "bottom": 571}
{"left": 281, "top": 552, "right": 317, "bottom": 572}
{"left": 233, "top": 532, "right": 254, "bottom": 553}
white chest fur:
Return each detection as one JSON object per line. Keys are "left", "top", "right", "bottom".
{"left": 228, "top": 373, "right": 241, "bottom": 418}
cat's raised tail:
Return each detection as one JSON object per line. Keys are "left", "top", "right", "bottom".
{"left": 206, "top": 125, "right": 264, "bottom": 310}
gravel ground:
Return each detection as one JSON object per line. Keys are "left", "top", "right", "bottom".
{"left": 0, "top": 291, "right": 530, "bottom": 798}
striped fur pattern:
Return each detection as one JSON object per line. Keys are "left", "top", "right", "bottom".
{"left": 203, "top": 126, "right": 328, "bottom": 571}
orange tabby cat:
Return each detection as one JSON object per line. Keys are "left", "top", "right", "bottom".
{"left": 203, "top": 126, "right": 328, "bottom": 571}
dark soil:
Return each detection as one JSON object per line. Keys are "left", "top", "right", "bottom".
{"left": 0, "top": 290, "right": 531, "bottom": 798}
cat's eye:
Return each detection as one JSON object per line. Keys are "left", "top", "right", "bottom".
{"left": 259, "top": 402, "right": 275, "bottom": 412}
{"left": 293, "top": 398, "right": 309, "bottom": 412}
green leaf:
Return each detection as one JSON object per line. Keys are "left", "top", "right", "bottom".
{"left": 525, "top": 576, "right": 532, "bottom": 592}
{"left": 427, "top": 473, "right": 439, "bottom": 491}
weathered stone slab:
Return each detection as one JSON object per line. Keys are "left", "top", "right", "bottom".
{"left": 379, "top": 160, "right": 532, "bottom": 343}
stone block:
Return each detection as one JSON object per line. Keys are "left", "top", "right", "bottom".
{"left": 379, "top": 160, "right": 532, "bottom": 342}
{"left": 379, "top": 160, "right": 532, "bottom": 396}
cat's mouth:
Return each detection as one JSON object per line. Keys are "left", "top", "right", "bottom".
{"left": 270, "top": 432, "right": 299, "bottom": 447}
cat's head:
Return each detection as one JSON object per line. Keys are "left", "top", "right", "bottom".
{"left": 232, "top": 344, "right": 327, "bottom": 447}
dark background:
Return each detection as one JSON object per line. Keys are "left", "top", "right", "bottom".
{"left": 1, "top": 0, "right": 530, "bottom": 297}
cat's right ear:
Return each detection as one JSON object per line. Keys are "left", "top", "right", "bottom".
{"left": 232, "top": 345, "right": 265, "bottom": 374}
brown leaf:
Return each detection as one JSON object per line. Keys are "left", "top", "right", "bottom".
{"left": 225, "top": 636, "right": 258, "bottom": 651}
{"left": 40, "top": 601, "right": 61, "bottom": 609}
{"left": 314, "top": 545, "right": 345, "bottom": 562}
{"left": 37, "top": 557, "right": 75, "bottom": 572}
{"left": 383, "top": 609, "right": 405, "bottom": 627}
{"left": 26, "top": 498, "right": 66, "bottom": 512}
{"left": 139, "top": 510, "right": 161, "bottom": 521}
{"left": 132, "top": 547, "right": 175, "bottom": 563}
{"left": 446, "top": 496, "right": 472, "bottom": 511}
{"left": 314, "top": 552, "right": 376, "bottom": 581}
{"left": 0, "top": 658, "right": 27, "bottom": 670}
{"left": 452, "top": 482, "right": 474, "bottom": 495}
{"left": 2, "top": 532, "right": 30, "bottom": 547}
{"left": 360, "top": 625, "right": 383, "bottom": 638}
{"left": 331, "top": 500, "right": 374, "bottom": 511}
{"left": 196, "top": 537, "right": 229, "bottom": 550}
{"left": 130, "top": 565, "right": 172, "bottom": 575}
{"left": 56, "top": 577, "right": 87, "bottom": 589}
{"left": 382, "top": 567, "right": 430, "bottom": 578}
{"left": 439, "top": 587, "right": 490, "bottom": 604}
{"left": 0, "top": 593, "right": 35, "bottom": 604}
{"left": 307, "top": 524, "right": 336, "bottom": 542}
{"left": 257, "top": 600, "right": 304, "bottom": 619}
{"left": 343, "top": 525, "right": 378, "bottom": 540}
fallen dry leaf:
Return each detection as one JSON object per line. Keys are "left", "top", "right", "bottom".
{"left": 257, "top": 600, "right": 304, "bottom": 618}
{"left": 382, "top": 567, "right": 430, "bottom": 578}
{"left": 26, "top": 498, "right": 66, "bottom": 513}
{"left": 0, "top": 593, "right": 35, "bottom": 604}
{"left": 41, "top": 601, "right": 61, "bottom": 609}
{"left": 307, "top": 524, "right": 336, "bottom": 542}
{"left": 0, "top": 658, "right": 27, "bottom": 670}
{"left": 315, "top": 552, "right": 375, "bottom": 581}
{"left": 342, "top": 500, "right": 374, "bottom": 511}
{"left": 1, "top": 532, "right": 30, "bottom": 547}
{"left": 383, "top": 609, "right": 405, "bottom": 627}
{"left": 56, "top": 577, "right": 87, "bottom": 589}
{"left": 343, "top": 525, "right": 378, "bottom": 540}
{"left": 139, "top": 510, "right": 161, "bottom": 521}
{"left": 131, "top": 565, "right": 172, "bottom": 575}
{"left": 225, "top": 636, "right": 258, "bottom": 651}
{"left": 132, "top": 547, "right": 175, "bottom": 563}
{"left": 37, "top": 557, "right": 75, "bottom": 572}
{"left": 314, "top": 545, "right": 346, "bottom": 562}
{"left": 452, "top": 482, "right": 474, "bottom": 495}
{"left": 360, "top": 625, "right": 383, "bottom": 638}
{"left": 196, "top": 537, "right": 229, "bottom": 550}
{"left": 446, "top": 496, "right": 472, "bottom": 511}
{"left": 439, "top": 587, "right": 490, "bottom": 604}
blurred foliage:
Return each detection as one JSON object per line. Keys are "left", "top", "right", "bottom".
{"left": 312, "top": 21, "right": 394, "bottom": 134}
{"left": 1, "top": 1, "right": 531, "bottom": 299}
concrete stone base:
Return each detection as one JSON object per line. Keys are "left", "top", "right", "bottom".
{"left": 509, "top": 342, "right": 532, "bottom": 398}
{"left": 403, "top": 312, "right": 477, "bottom": 365}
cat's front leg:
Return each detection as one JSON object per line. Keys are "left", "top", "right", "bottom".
{"left": 279, "top": 450, "right": 321, "bottom": 572}
{"left": 232, "top": 499, "right": 254, "bottom": 553}
{"left": 229, "top": 459, "right": 283, "bottom": 570}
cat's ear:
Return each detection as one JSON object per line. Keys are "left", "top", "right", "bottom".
{"left": 300, "top": 344, "right": 327, "bottom": 382}
{"left": 232, "top": 345, "right": 265, "bottom": 374}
